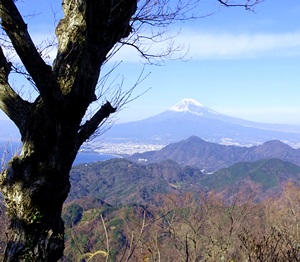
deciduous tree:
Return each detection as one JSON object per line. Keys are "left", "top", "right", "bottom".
{"left": 0, "top": 0, "right": 260, "bottom": 260}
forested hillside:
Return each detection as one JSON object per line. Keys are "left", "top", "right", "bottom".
{"left": 60, "top": 182, "right": 300, "bottom": 261}
{"left": 68, "top": 158, "right": 203, "bottom": 205}
{"left": 1, "top": 153, "right": 300, "bottom": 260}
{"left": 68, "top": 157, "right": 300, "bottom": 205}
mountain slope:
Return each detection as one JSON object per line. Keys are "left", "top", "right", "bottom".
{"left": 68, "top": 157, "right": 300, "bottom": 206}
{"left": 128, "top": 136, "right": 300, "bottom": 172}
{"left": 201, "top": 158, "right": 300, "bottom": 192}
{"left": 104, "top": 98, "right": 300, "bottom": 146}
{"left": 68, "top": 158, "right": 204, "bottom": 205}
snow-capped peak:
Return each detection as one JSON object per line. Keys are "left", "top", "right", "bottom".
{"left": 170, "top": 98, "right": 204, "bottom": 111}
{"left": 169, "top": 98, "right": 220, "bottom": 116}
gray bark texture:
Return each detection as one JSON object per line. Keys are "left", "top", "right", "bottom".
{"left": 0, "top": 0, "right": 136, "bottom": 260}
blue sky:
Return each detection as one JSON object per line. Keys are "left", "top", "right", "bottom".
{"left": 2, "top": 0, "right": 300, "bottom": 125}
{"left": 114, "top": 0, "right": 300, "bottom": 125}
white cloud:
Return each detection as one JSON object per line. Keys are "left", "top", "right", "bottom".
{"left": 109, "top": 31, "right": 300, "bottom": 62}
{"left": 178, "top": 31, "right": 300, "bottom": 59}
{"left": 9, "top": 27, "right": 300, "bottom": 64}
{"left": 107, "top": 45, "right": 142, "bottom": 63}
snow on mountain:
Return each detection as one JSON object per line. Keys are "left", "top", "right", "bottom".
{"left": 169, "top": 98, "right": 220, "bottom": 116}
{"left": 104, "top": 98, "right": 300, "bottom": 148}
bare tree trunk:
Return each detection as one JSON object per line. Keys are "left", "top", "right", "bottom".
{"left": 2, "top": 160, "right": 69, "bottom": 261}
{"left": 0, "top": 0, "right": 131, "bottom": 259}
{"left": 0, "top": 112, "right": 75, "bottom": 261}
{"left": 0, "top": 97, "right": 116, "bottom": 261}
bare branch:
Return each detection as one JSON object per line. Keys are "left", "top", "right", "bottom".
{"left": 133, "top": 0, "right": 200, "bottom": 26}
{"left": 0, "top": 46, "right": 31, "bottom": 134}
{"left": 85, "top": 66, "right": 150, "bottom": 142}
{"left": 218, "top": 0, "right": 263, "bottom": 11}
{"left": 106, "top": 0, "right": 210, "bottom": 65}
{"left": 76, "top": 101, "right": 117, "bottom": 149}
{"left": 52, "top": 0, "right": 137, "bottom": 121}
{"left": 0, "top": 0, "right": 62, "bottom": 105}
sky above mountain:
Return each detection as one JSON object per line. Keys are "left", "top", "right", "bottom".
{"left": 1, "top": 1, "right": 300, "bottom": 126}
{"left": 114, "top": 1, "right": 300, "bottom": 125}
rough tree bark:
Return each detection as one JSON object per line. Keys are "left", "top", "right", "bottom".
{"left": 0, "top": 0, "right": 136, "bottom": 261}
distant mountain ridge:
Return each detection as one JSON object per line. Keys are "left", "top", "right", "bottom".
{"left": 105, "top": 98, "right": 300, "bottom": 147}
{"left": 2, "top": 99, "right": 300, "bottom": 148}
{"left": 68, "top": 157, "right": 300, "bottom": 205}
{"left": 170, "top": 99, "right": 300, "bottom": 133}
{"left": 128, "top": 136, "right": 300, "bottom": 172}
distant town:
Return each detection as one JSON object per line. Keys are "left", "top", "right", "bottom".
{"left": 81, "top": 142, "right": 165, "bottom": 155}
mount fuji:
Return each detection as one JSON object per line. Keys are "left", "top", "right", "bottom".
{"left": 104, "top": 98, "right": 300, "bottom": 147}
{"left": 168, "top": 98, "right": 220, "bottom": 116}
